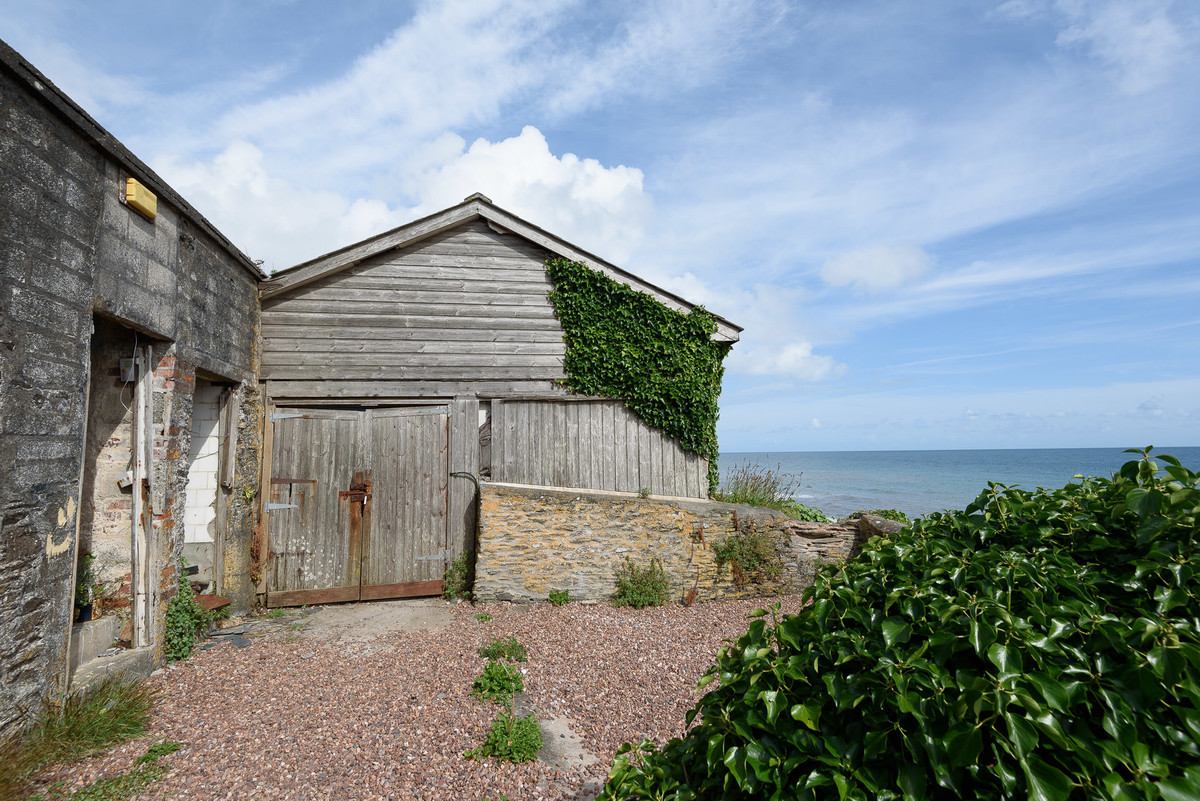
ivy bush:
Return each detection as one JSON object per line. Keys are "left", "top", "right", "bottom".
{"left": 545, "top": 258, "right": 730, "bottom": 494}
{"left": 600, "top": 449, "right": 1200, "bottom": 800}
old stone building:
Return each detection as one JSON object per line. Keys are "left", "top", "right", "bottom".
{"left": 0, "top": 40, "right": 263, "bottom": 733}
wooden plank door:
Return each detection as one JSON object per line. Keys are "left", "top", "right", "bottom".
{"left": 361, "top": 407, "right": 450, "bottom": 600}
{"left": 266, "top": 409, "right": 364, "bottom": 607}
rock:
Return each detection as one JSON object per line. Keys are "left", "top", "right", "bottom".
{"left": 858, "top": 514, "right": 905, "bottom": 539}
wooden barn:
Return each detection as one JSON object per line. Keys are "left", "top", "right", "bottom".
{"left": 257, "top": 194, "right": 740, "bottom": 606}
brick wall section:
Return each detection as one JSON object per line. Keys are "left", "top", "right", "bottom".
{"left": 474, "top": 484, "right": 861, "bottom": 604}
{"left": 0, "top": 43, "right": 262, "bottom": 734}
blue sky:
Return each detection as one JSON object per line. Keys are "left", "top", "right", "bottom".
{"left": 4, "top": 0, "right": 1197, "bottom": 452}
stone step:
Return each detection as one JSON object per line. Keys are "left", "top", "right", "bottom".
{"left": 69, "top": 616, "right": 120, "bottom": 674}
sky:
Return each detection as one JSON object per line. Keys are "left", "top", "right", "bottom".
{"left": 3, "top": 0, "right": 1198, "bottom": 452}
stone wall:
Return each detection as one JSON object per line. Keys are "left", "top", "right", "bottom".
{"left": 0, "top": 42, "right": 261, "bottom": 734}
{"left": 474, "top": 483, "right": 862, "bottom": 604}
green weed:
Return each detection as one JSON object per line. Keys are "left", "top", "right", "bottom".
{"left": 464, "top": 712, "right": 543, "bottom": 763}
{"left": 611, "top": 557, "right": 671, "bottom": 608}
{"left": 471, "top": 661, "right": 524, "bottom": 708}
{"left": 477, "top": 636, "right": 527, "bottom": 662}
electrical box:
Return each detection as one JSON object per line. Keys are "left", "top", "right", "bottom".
{"left": 124, "top": 178, "right": 157, "bottom": 219}
{"left": 120, "top": 358, "right": 136, "bottom": 383}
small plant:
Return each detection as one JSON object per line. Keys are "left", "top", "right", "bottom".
{"left": 443, "top": 550, "right": 473, "bottom": 601}
{"left": 465, "top": 711, "right": 543, "bottom": 763}
{"left": 46, "top": 740, "right": 180, "bottom": 801}
{"left": 712, "top": 530, "right": 783, "bottom": 588}
{"left": 856, "top": 508, "right": 911, "bottom": 524}
{"left": 0, "top": 676, "right": 159, "bottom": 799}
{"left": 475, "top": 613, "right": 492, "bottom": 622}
{"left": 74, "top": 552, "right": 97, "bottom": 609}
{"left": 478, "top": 636, "right": 527, "bottom": 662}
{"left": 714, "top": 461, "right": 833, "bottom": 522}
{"left": 547, "top": 589, "right": 570, "bottom": 606}
{"left": 164, "top": 567, "right": 212, "bottom": 661}
{"left": 265, "top": 608, "right": 287, "bottom": 619}
{"left": 612, "top": 557, "right": 671, "bottom": 608}
{"left": 638, "top": 486, "right": 651, "bottom": 498}
{"left": 472, "top": 660, "right": 524, "bottom": 707}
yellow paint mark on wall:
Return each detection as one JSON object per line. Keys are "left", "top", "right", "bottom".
{"left": 46, "top": 498, "right": 76, "bottom": 557}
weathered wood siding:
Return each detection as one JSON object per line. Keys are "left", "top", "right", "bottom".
{"left": 490, "top": 399, "right": 708, "bottom": 498}
{"left": 261, "top": 219, "right": 567, "bottom": 399}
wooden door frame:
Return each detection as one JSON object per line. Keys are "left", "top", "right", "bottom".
{"left": 261, "top": 402, "right": 451, "bottom": 607}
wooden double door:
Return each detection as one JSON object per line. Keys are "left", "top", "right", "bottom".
{"left": 264, "top": 406, "right": 450, "bottom": 607}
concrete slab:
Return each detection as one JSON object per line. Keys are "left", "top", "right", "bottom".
{"left": 285, "top": 598, "right": 455, "bottom": 646}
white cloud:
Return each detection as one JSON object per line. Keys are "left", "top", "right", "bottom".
{"left": 820, "top": 244, "right": 933, "bottom": 293}
{"left": 404, "top": 126, "right": 651, "bottom": 263}
{"left": 735, "top": 341, "right": 846, "bottom": 381}
{"left": 155, "top": 127, "right": 652, "bottom": 270}
{"left": 1055, "top": 0, "right": 1192, "bottom": 93}
{"left": 154, "top": 142, "right": 409, "bottom": 270}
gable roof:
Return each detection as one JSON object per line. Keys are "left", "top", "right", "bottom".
{"left": 261, "top": 194, "right": 741, "bottom": 342}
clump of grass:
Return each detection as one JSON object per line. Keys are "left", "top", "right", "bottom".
{"left": 612, "top": 557, "right": 671, "bottom": 608}
{"left": 0, "top": 676, "right": 160, "bottom": 799}
{"left": 547, "top": 589, "right": 570, "bottom": 606}
{"left": 478, "top": 636, "right": 527, "bottom": 662}
{"left": 714, "top": 461, "right": 832, "bottom": 522}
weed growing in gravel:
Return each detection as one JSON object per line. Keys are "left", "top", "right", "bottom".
{"left": 472, "top": 661, "right": 524, "bottom": 708}
{"left": 165, "top": 568, "right": 216, "bottom": 661}
{"left": 478, "top": 636, "right": 527, "bottom": 662}
{"left": 35, "top": 741, "right": 181, "bottom": 801}
{"left": 547, "top": 590, "right": 570, "bottom": 606}
{"left": 265, "top": 609, "right": 287, "bottom": 619}
{"left": 611, "top": 557, "right": 671, "bottom": 608}
{"left": 475, "top": 613, "right": 492, "bottom": 622}
{"left": 464, "top": 712, "right": 543, "bottom": 763}
{"left": 443, "top": 550, "right": 474, "bottom": 600}
{"left": 0, "top": 676, "right": 159, "bottom": 799}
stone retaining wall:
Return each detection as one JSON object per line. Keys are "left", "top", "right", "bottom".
{"left": 475, "top": 483, "right": 868, "bottom": 604}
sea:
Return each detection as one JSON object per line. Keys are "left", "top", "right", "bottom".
{"left": 717, "top": 446, "right": 1200, "bottom": 520}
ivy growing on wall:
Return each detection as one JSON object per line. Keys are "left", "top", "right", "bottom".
{"left": 545, "top": 258, "right": 730, "bottom": 494}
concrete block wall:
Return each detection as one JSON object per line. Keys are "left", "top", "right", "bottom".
{"left": 474, "top": 484, "right": 860, "bottom": 604}
{"left": 0, "top": 43, "right": 263, "bottom": 735}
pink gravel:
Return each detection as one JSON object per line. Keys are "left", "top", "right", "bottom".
{"left": 31, "top": 595, "right": 807, "bottom": 800}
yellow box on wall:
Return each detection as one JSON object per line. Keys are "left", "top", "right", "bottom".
{"left": 124, "top": 178, "right": 157, "bottom": 219}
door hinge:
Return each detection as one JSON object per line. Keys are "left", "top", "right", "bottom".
{"left": 270, "top": 410, "right": 306, "bottom": 422}
{"left": 415, "top": 552, "right": 448, "bottom": 562}
{"left": 265, "top": 502, "right": 299, "bottom": 511}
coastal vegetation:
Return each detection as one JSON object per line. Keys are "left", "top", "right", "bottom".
{"left": 600, "top": 449, "right": 1200, "bottom": 800}
{"left": 714, "top": 461, "right": 833, "bottom": 522}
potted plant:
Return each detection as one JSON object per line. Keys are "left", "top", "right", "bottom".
{"left": 74, "top": 552, "right": 96, "bottom": 622}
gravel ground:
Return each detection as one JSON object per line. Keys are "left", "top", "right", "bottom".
{"left": 32, "top": 595, "right": 807, "bottom": 801}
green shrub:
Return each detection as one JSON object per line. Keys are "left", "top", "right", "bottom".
{"left": 712, "top": 530, "right": 782, "bottom": 588}
{"left": 464, "top": 711, "right": 544, "bottom": 763}
{"left": 443, "top": 550, "right": 473, "bottom": 601}
{"left": 548, "top": 589, "right": 571, "bottom": 606}
{"left": 0, "top": 676, "right": 159, "bottom": 799}
{"left": 165, "top": 568, "right": 211, "bottom": 661}
{"left": 600, "top": 449, "right": 1200, "bottom": 801}
{"left": 472, "top": 660, "right": 524, "bottom": 707}
{"left": 856, "top": 508, "right": 911, "bottom": 524}
{"left": 612, "top": 557, "right": 671, "bottom": 608}
{"left": 478, "top": 636, "right": 527, "bottom": 662}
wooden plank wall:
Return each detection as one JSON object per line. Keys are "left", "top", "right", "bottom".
{"left": 490, "top": 399, "right": 708, "bottom": 498}
{"left": 449, "top": 396, "right": 480, "bottom": 559}
{"left": 261, "top": 219, "right": 567, "bottom": 399}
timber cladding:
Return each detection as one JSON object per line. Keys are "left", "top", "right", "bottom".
{"left": 260, "top": 219, "right": 567, "bottom": 397}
